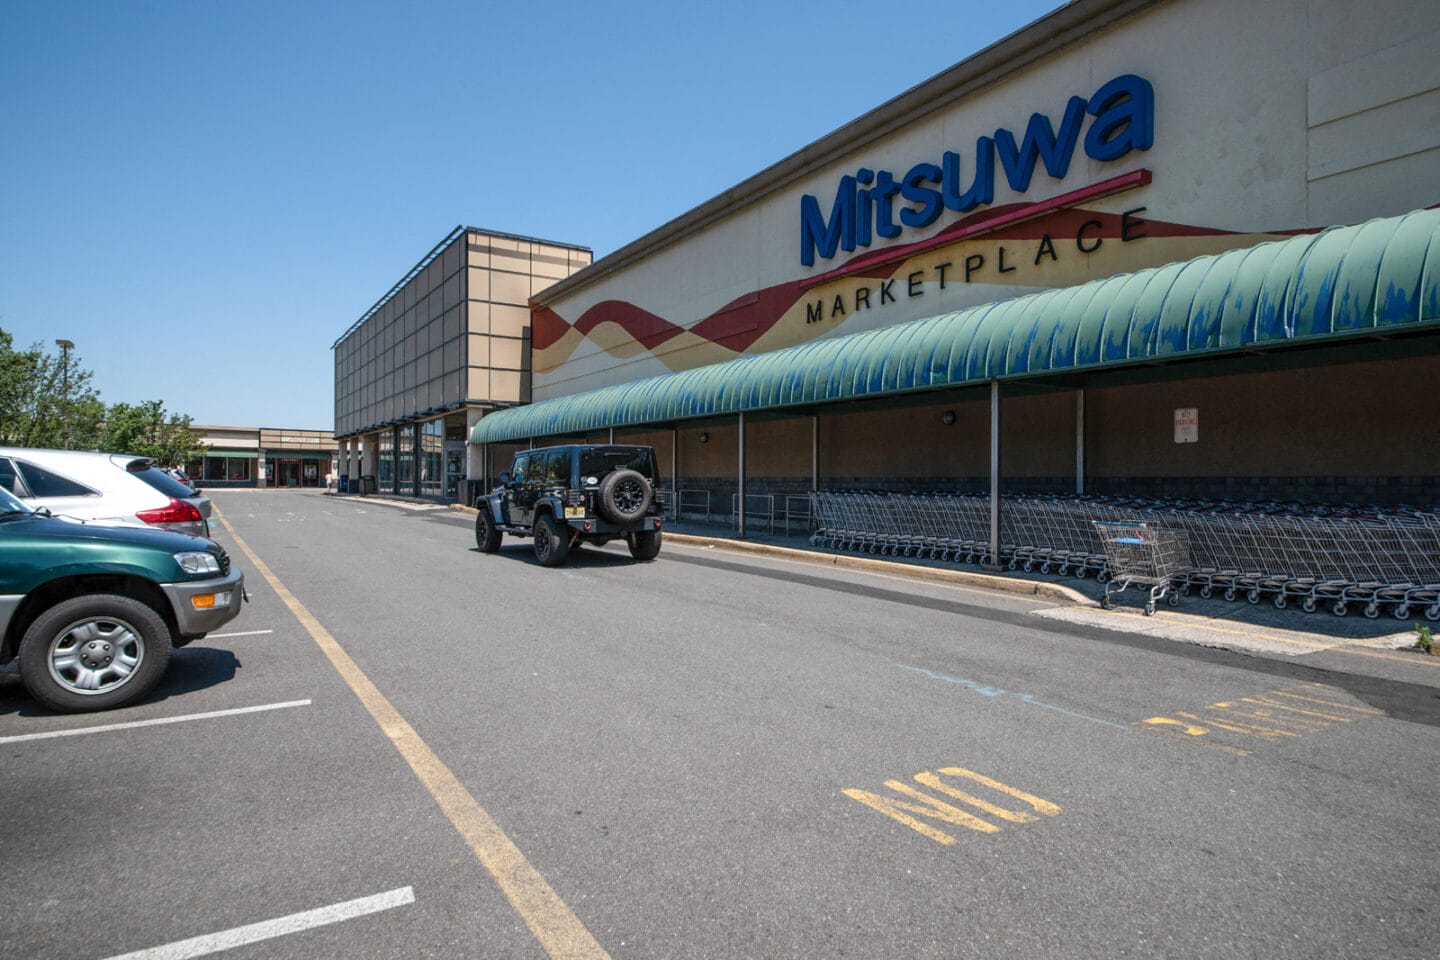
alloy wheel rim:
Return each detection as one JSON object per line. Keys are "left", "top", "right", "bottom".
{"left": 615, "top": 479, "right": 643, "bottom": 512}
{"left": 48, "top": 617, "right": 144, "bottom": 695}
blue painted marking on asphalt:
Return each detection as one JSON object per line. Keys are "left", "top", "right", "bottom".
{"left": 897, "top": 664, "right": 1129, "bottom": 729}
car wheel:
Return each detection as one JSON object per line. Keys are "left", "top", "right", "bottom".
{"left": 475, "top": 508, "right": 502, "bottom": 553}
{"left": 533, "top": 514, "right": 571, "bottom": 567}
{"left": 18, "top": 594, "right": 172, "bottom": 713}
{"left": 597, "top": 469, "right": 653, "bottom": 524}
{"left": 627, "top": 529, "right": 662, "bottom": 561}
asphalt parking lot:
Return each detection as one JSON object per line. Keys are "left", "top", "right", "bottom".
{"left": 3, "top": 488, "right": 1438, "bottom": 960}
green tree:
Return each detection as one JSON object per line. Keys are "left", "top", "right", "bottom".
{"left": 0, "top": 327, "right": 104, "bottom": 449}
{"left": 99, "top": 400, "right": 204, "bottom": 467}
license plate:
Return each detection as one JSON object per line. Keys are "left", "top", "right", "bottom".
{"left": 564, "top": 506, "right": 586, "bottom": 518}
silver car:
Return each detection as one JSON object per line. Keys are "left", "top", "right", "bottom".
{"left": 0, "top": 447, "right": 212, "bottom": 537}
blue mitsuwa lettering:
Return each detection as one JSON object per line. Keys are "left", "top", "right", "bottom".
{"left": 800, "top": 73, "right": 1154, "bottom": 266}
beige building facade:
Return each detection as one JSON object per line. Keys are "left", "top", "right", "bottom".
{"left": 331, "top": 227, "right": 591, "bottom": 499}
{"left": 187, "top": 424, "right": 337, "bottom": 489}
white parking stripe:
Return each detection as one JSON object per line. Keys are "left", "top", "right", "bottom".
{"left": 0, "top": 700, "right": 311, "bottom": 744}
{"left": 100, "top": 886, "right": 415, "bottom": 960}
{"left": 207, "top": 629, "right": 275, "bottom": 639}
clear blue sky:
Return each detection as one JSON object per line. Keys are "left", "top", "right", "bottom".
{"left": 1, "top": 0, "right": 1062, "bottom": 430}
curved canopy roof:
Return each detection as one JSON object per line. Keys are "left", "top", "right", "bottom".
{"left": 472, "top": 208, "right": 1440, "bottom": 445}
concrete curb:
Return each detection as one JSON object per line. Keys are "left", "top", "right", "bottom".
{"left": 448, "top": 502, "right": 1091, "bottom": 606}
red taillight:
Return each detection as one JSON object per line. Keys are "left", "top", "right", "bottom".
{"left": 135, "top": 498, "right": 203, "bottom": 526}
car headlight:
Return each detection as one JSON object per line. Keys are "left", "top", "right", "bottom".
{"left": 175, "top": 551, "right": 221, "bottom": 576}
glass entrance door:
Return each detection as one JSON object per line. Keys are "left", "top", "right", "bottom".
{"left": 444, "top": 448, "right": 463, "bottom": 500}
{"left": 277, "top": 459, "right": 301, "bottom": 488}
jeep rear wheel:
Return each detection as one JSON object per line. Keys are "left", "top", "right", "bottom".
{"left": 627, "top": 529, "right": 662, "bottom": 561}
{"left": 598, "top": 469, "right": 653, "bottom": 524}
{"left": 475, "top": 507, "right": 502, "bottom": 553}
{"left": 18, "top": 594, "right": 172, "bottom": 713}
{"left": 533, "top": 513, "right": 571, "bottom": 567}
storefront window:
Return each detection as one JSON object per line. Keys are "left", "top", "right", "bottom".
{"left": 397, "top": 424, "right": 415, "bottom": 495}
{"left": 420, "top": 420, "right": 443, "bottom": 498}
{"left": 378, "top": 430, "right": 394, "bottom": 489}
{"left": 200, "top": 456, "right": 253, "bottom": 483}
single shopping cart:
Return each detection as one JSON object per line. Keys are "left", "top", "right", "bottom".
{"left": 1095, "top": 521, "right": 1192, "bottom": 615}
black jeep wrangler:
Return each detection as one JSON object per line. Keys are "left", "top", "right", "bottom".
{"left": 474, "top": 444, "right": 665, "bottom": 566}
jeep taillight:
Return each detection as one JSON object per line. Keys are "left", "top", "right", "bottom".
{"left": 136, "top": 498, "right": 203, "bottom": 526}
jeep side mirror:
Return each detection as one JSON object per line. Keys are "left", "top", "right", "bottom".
{"left": 499, "top": 471, "right": 512, "bottom": 485}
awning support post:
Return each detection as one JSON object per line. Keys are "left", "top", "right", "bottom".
{"left": 989, "top": 379, "right": 1002, "bottom": 571}
{"left": 738, "top": 412, "right": 747, "bottom": 539}
{"left": 671, "top": 425, "right": 679, "bottom": 521}
{"left": 811, "top": 415, "right": 820, "bottom": 492}
{"left": 1075, "top": 388, "right": 1086, "bottom": 495}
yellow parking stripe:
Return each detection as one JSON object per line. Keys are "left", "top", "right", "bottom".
{"left": 214, "top": 508, "right": 610, "bottom": 960}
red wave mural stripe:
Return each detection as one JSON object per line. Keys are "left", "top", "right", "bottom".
{"left": 536, "top": 208, "right": 1250, "bottom": 357}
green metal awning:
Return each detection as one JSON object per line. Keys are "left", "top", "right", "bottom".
{"left": 471, "top": 208, "right": 1440, "bottom": 445}
{"left": 201, "top": 449, "right": 259, "bottom": 458}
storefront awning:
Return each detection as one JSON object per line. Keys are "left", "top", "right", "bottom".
{"left": 470, "top": 208, "right": 1440, "bottom": 445}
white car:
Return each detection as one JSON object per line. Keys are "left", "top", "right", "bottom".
{"left": 0, "top": 447, "right": 212, "bottom": 538}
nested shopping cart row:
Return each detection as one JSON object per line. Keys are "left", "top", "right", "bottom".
{"left": 807, "top": 490, "right": 1440, "bottom": 620}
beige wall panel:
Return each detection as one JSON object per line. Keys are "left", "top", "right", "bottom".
{"left": 468, "top": 300, "right": 489, "bottom": 336}
{"left": 491, "top": 369, "right": 522, "bottom": 403}
{"left": 466, "top": 241, "right": 490, "bottom": 270}
{"left": 491, "top": 271, "right": 531, "bottom": 306}
{"left": 1310, "top": 147, "right": 1440, "bottom": 229}
{"left": 491, "top": 304, "right": 529, "bottom": 339}
{"left": 1308, "top": 26, "right": 1440, "bottom": 125}
{"left": 490, "top": 337, "right": 524, "bottom": 370}
{"left": 1305, "top": 0, "right": 1440, "bottom": 73}
{"left": 1308, "top": 88, "right": 1440, "bottom": 182}
{"left": 468, "top": 334, "right": 490, "bottom": 367}
{"left": 467, "top": 266, "right": 490, "bottom": 301}
{"left": 529, "top": 256, "right": 570, "bottom": 282}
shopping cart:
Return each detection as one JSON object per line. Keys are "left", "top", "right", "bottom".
{"left": 1095, "top": 521, "right": 1192, "bottom": 615}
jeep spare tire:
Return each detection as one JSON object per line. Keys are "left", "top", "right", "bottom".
{"left": 597, "top": 469, "right": 653, "bottom": 524}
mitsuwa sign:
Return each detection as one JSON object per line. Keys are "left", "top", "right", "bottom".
{"left": 799, "top": 74, "right": 1155, "bottom": 266}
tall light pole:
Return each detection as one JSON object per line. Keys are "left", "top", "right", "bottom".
{"left": 55, "top": 339, "right": 74, "bottom": 449}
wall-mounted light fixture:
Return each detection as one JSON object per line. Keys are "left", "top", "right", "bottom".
{"left": 699, "top": 432, "right": 710, "bottom": 443}
{"left": 940, "top": 410, "right": 956, "bottom": 426}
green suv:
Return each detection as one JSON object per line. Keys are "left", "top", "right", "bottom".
{"left": 0, "top": 485, "right": 245, "bottom": 712}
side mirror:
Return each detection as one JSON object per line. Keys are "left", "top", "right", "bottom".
{"left": 499, "top": 471, "right": 512, "bottom": 485}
